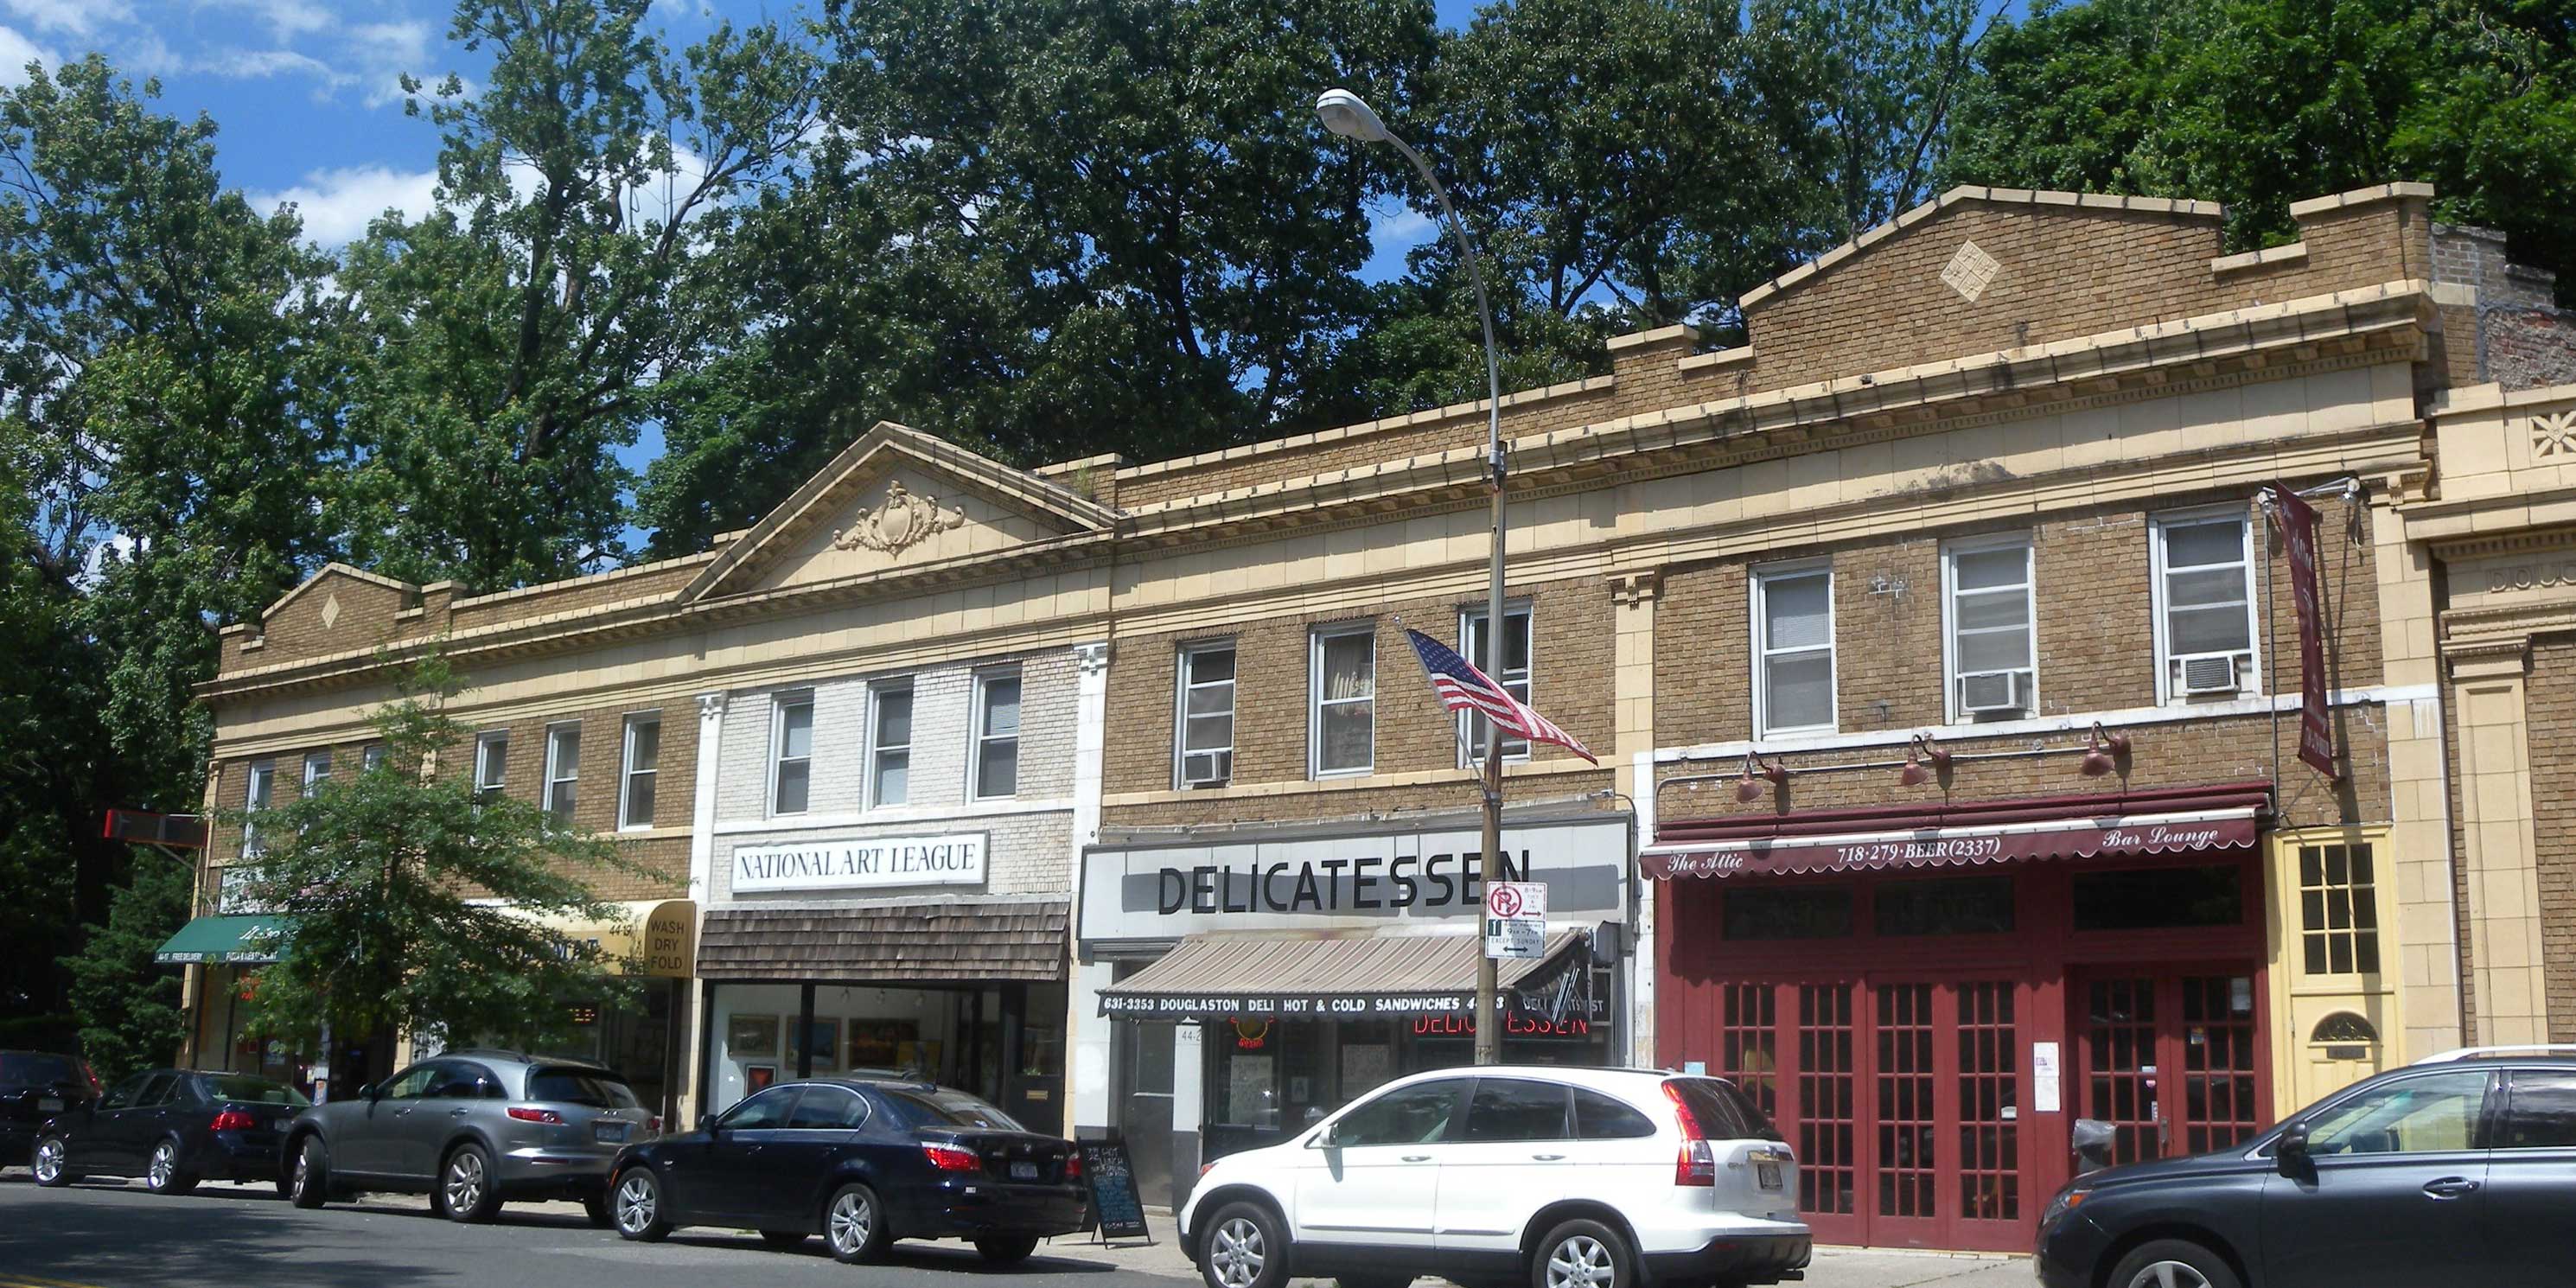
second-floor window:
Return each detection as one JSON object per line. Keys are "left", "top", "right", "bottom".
{"left": 620, "top": 713, "right": 660, "bottom": 830}
{"left": 1945, "top": 537, "right": 2036, "bottom": 720}
{"left": 1312, "top": 622, "right": 1375, "bottom": 777}
{"left": 361, "top": 743, "right": 387, "bottom": 773}
{"left": 473, "top": 731, "right": 508, "bottom": 805}
{"left": 242, "top": 760, "right": 275, "bottom": 856}
{"left": 1459, "top": 603, "right": 1533, "bottom": 764}
{"left": 771, "top": 693, "right": 813, "bottom": 815}
{"left": 972, "top": 669, "right": 1022, "bottom": 799}
{"left": 1176, "top": 642, "right": 1235, "bottom": 788}
{"left": 869, "top": 681, "right": 912, "bottom": 807}
{"left": 1753, "top": 563, "right": 1835, "bottom": 737}
{"left": 301, "top": 750, "right": 331, "bottom": 797}
{"left": 2153, "top": 510, "right": 2259, "bottom": 701}
{"left": 544, "top": 724, "right": 581, "bottom": 826}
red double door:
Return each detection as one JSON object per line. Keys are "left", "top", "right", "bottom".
{"left": 1709, "top": 967, "right": 2265, "bottom": 1251}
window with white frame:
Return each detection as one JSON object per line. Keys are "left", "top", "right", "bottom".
{"left": 771, "top": 693, "right": 813, "bottom": 815}
{"left": 1752, "top": 564, "right": 1836, "bottom": 737}
{"left": 301, "top": 749, "right": 332, "bottom": 797}
{"left": 1945, "top": 537, "right": 2036, "bottom": 720}
{"left": 361, "top": 743, "right": 387, "bottom": 773}
{"left": 972, "top": 669, "right": 1023, "bottom": 799}
{"left": 1311, "top": 623, "right": 1376, "bottom": 776}
{"left": 473, "top": 731, "right": 509, "bottom": 805}
{"left": 869, "top": 681, "right": 912, "bottom": 807}
{"left": 1458, "top": 602, "right": 1533, "bottom": 763}
{"left": 241, "top": 760, "right": 275, "bottom": 856}
{"left": 1175, "top": 642, "right": 1236, "bottom": 788}
{"left": 543, "top": 723, "right": 581, "bottom": 826}
{"left": 619, "top": 713, "right": 660, "bottom": 830}
{"left": 2152, "top": 510, "right": 2260, "bottom": 701}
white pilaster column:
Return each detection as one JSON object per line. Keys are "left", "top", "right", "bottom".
{"left": 676, "top": 691, "right": 727, "bottom": 1127}
{"left": 1067, "top": 642, "right": 1113, "bottom": 1136}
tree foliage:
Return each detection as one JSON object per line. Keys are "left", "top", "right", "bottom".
{"left": 59, "top": 856, "right": 191, "bottom": 1084}
{"left": 229, "top": 659, "right": 657, "bottom": 1054}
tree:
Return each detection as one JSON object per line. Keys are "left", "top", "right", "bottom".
{"left": 332, "top": 0, "right": 819, "bottom": 588}
{"left": 60, "top": 857, "right": 192, "bottom": 1084}
{"left": 230, "top": 659, "right": 657, "bottom": 1056}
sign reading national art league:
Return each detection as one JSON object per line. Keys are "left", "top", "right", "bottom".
{"left": 732, "top": 833, "right": 987, "bottom": 893}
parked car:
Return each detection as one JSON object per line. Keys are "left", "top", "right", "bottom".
{"left": 2, "top": 1050, "right": 97, "bottom": 1167}
{"left": 2034, "top": 1046, "right": 2576, "bottom": 1288}
{"left": 277, "top": 1049, "right": 658, "bottom": 1225}
{"left": 603, "top": 1077, "right": 1087, "bottom": 1266}
{"left": 32, "top": 1068, "right": 304, "bottom": 1194}
{"left": 1180, "top": 1066, "right": 1811, "bottom": 1288}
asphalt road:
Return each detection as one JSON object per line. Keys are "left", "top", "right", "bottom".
{"left": 0, "top": 1176, "right": 1201, "bottom": 1288}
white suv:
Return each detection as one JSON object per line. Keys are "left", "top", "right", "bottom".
{"left": 1179, "top": 1066, "right": 1809, "bottom": 1288}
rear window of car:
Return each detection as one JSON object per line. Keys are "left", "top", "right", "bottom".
{"left": 202, "top": 1075, "right": 309, "bottom": 1106}
{"left": 526, "top": 1068, "right": 641, "bottom": 1108}
{"left": 1665, "top": 1077, "right": 1784, "bottom": 1142}
{"left": 880, "top": 1087, "right": 1025, "bottom": 1132}
{"left": 0, "top": 1054, "right": 85, "bottom": 1087}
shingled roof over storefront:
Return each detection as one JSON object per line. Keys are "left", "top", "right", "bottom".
{"left": 698, "top": 898, "right": 1068, "bottom": 982}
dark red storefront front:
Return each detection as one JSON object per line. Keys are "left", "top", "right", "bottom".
{"left": 1648, "top": 783, "right": 2280, "bottom": 1253}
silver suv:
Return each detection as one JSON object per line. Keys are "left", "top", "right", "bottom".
{"left": 278, "top": 1049, "right": 658, "bottom": 1224}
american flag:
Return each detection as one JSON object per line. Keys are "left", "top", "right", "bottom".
{"left": 1402, "top": 627, "right": 1596, "bottom": 764}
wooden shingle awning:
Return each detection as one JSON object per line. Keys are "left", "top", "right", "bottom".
{"left": 698, "top": 899, "right": 1068, "bottom": 982}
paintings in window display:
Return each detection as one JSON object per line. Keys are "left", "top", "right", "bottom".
{"left": 744, "top": 1064, "right": 776, "bottom": 1093}
{"left": 791, "top": 1017, "right": 842, "bottom": 1072}
{"left": 847, "top": 1019, "right": 921, "bottom": 1073}
{"left": 727, "top": 1012, "right": 781, "bottom": 1060}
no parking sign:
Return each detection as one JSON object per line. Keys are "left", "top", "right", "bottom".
{"left": 1483, "top": 880, "right": 1547, "bottom": 960}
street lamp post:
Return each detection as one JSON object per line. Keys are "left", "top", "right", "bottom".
{"left": 1317, "top": 87, "right": 1509, "bottom": 1066}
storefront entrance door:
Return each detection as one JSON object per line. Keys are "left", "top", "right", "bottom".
{"left": 2072, "top": 971, "right": 2266, "bottom": 1167}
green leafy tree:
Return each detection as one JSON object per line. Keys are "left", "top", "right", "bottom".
{"left": 333, "top": 0, "right": 819, "bottom": 588}
{"left": 230, "top": 659, "right": 656, "bottom": 1055}
{"left": 60, "top": 857, "right": 192, "bottom": 1084}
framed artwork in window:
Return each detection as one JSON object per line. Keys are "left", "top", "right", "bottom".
{"left": 727, "top": 1013, "right": 781, "bottom": 1060}
{"left": 744, "top": 1064, "right": 776, "bottom": 1093}
{"left": 791, "top": 1017, "right": 842, "bottom": 1072}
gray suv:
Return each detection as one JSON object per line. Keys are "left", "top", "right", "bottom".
{"left": 279, "top": 1050, "right": 658, "bottom": 1224}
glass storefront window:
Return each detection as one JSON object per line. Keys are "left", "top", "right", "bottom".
{"left": 2073, "top": 865, "right": 2244, "bottom": 931}
{"left": 1873, "top": 877, "right": 2016, "bottom": 936}
{"left": 1725, "top": 886, "right": 1855, "bottom": 940}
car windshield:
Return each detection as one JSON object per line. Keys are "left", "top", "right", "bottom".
{"left": 1, "top": 1054, "right": 85, "bottom": 1087}
{"left": 1666, "top": 1077, "right": 1786, "bottom": 1142}
{"left": 526, "top": 1068, "right": 641, "bottom": 1108}
{"left": 203, "top": 1074, "right": 309, "bottom": 1106}
{"left": 881, "top": 1087, "right": 1025, "bottom": 1132}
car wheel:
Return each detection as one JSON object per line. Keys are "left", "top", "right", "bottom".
{"left": 438, "top": 1143, "right": 504, "bottom": 1223}
{"left": 823, "top": 1183, "right": 889, "bottom": 1265}
{"left": 31, "top": 1137, "right": 76, "bottom": 1187}
{"left": 1200, "top": 1202, "right": 1289, "bottom": 1288}
{"left": 2107, "top": 1240, "right": 2241, "bottom": 1288}
{"left": 144, "top": 1139, "right": 200, "bottom": 1196}
{"left": 583, "top": 1188, "right": 616, "bottom": 1229}
{"left": 975, "top": 1235, "right": 1040, "bottom": 1264}
{"left": 287, "top": 1137, "right": 330, "bottom": 1208}
{"left": 760, "top": 1229, "right": 809, "bottom": 1247}
{"left": 1531, "top": 1219, "right": 1635, "bottom": 1288}
{"left": 610, "top": 1167, "right": 672, "bottom": 1242}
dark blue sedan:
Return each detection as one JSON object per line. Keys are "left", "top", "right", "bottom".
{"left": 605, "top": 1078, "right": 1086, "bottom": 1265}
{"left": 33, "top": 1068, "right": 306, "bottom": 1194}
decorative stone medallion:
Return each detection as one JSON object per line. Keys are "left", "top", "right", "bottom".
{"left": 2530, "top": 411, "right": 2576, "bottom": 460}
{"left": 320, "top": 592, "right": 341, "bottom": 630}
{"left": 1941, "top": 239, "right": 2002, "bottom": 303}
{"left": 832, "top": 481, "right": 967, "bottom": 556}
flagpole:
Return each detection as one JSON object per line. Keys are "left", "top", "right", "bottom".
{"left": 1319, "top": 88, "right": 1508, "bottom": 1064}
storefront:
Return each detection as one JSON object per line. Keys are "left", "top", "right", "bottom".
{"left": 1645, "top": 782, "right": 2276, "bottom": 1253}
{"left": 1076, "top": 809, "right": 1634, "bottom": 1209}
{"left": 494, "top": 898, "right": 700, "bottom": 1124}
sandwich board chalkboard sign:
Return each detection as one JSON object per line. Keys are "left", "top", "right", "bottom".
{"left": 1078, "top": 1138, "right": 1152, "bottom": 1245}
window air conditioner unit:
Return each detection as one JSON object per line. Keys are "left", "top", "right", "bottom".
{"left": 1183, "top": 749, "right": 1232, "bottom": 787}
{"left": 2174, "top": 652, "right": 2248, "bottom": 697}
{"left": 1957, "top": 669, "right": 2032, "bottom": 716}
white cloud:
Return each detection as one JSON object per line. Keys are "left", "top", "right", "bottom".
{"left": 0, "top": 0, "right": 124, "bottom": 37}
{"left": 254, "top": 163, "right": 440, "bottom": 247}
{"left": 202, "top": 0, "right": 334, "bottom": 42}
{"left": 1371, "top": 205, "right": 1436, "bottom": 245}
{"left": 0, "top": 22, "right": 52, "bottom": 86}
{"left": 207, "top": 46, "right": 340, "bottom": 80}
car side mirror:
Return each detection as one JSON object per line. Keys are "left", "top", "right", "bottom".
{"left": 2275, "top": 1122, "right": 2311, "bottom": 1174}
{"left": 356, "top": 1082, "right": 377, "bottom": 1101}
{"left": 698, "top": 1113, "right": 717, "bottom": 1134}
{"left": 1308, "top": 1123, "right": 1337, "bottom": 1149}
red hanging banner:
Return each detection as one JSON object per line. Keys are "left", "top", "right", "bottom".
{"left": 2272, "top": 483, "right": 2337, "bottom": 779}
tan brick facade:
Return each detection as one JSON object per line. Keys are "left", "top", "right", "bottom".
{"left": 2522, "top": 635, "right": 2576, "bottom": 1041}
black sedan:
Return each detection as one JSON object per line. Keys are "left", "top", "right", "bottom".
{"left": 1, "top": 1050, "right": 96, "bottom": 1166}
{"left": 33, "top": 1068, "right": 306, "bottom": 1194}
{"left": 2035, "top": 1050, "right": 2576, "bottom": 1288}
{"left": 604, "top": 1078, "right": 1086, "bottom": 1266}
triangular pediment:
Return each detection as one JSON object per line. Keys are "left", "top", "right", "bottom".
{"left": 681, "top": 423, "right": 1121, "bottom": 603}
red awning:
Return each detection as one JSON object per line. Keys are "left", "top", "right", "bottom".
{"left": 1642, "top": 781, "right": 2271, "bottom": 880}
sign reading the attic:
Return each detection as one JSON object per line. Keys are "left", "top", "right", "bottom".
{"left": 732, "top": 832, "right": 987, "bottom": 893}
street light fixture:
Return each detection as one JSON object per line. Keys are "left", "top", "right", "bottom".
{"left": 1317, "top": 86, "right": 1512, "bottom": 1066}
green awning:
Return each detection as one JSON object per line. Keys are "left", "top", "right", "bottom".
{"left": 154, "top": 915, "right": 288, "bottom": 965}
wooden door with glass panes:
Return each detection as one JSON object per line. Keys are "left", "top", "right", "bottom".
{"left": 2072, "top": 970, "right": 2267, "bottom": 1167}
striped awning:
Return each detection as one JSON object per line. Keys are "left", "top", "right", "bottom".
{"left": 1097, "top": 929, "right": 1589, "bottom": 1022}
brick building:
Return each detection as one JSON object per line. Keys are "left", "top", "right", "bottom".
{"left": 165, "top": 178, "right": 2574, "bottom": 1251}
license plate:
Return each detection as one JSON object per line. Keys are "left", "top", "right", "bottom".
{"left": 36, "top": 1097, "right": 61, "bottom": 1113}
{"left": 592, "top": 1122, "right": 629, "bottom": 1144}
{"left": 1010, "top": 1160, "right": 1038, "bottom": 1181}
{"left": 1755, "top": 1157, "right": 1783, "bottom": 1190}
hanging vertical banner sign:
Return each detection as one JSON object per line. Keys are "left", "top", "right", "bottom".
{"left": 2272, "top": 483, "right": 2337, "bottom": 779}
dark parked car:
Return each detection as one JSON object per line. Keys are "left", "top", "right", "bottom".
{"left": 2, "top": 1050, "right": 97, "bottom": 1167}
{"left": 604, "top": 1078, "right": 1086, "bottom": 1266}
{"left": 278, "top": 1049, "right": 658, "bottom": 1224}
{"left": 32, "top": 1069, "right": 304, "bottom": 1193}
{"left": 2036, "top": 1047, "right": 2576, "bottom": 1288}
